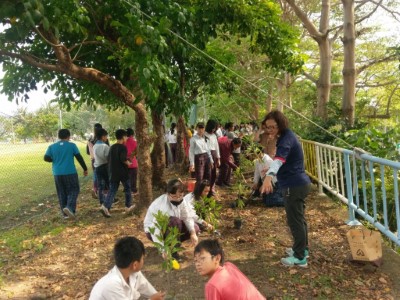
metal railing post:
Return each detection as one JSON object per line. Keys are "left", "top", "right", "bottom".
{"left": 315, "top": 144, "right": 323, "bottom": 195}
{"left": 343, "top": 152, "right": 361, "bottom": 226}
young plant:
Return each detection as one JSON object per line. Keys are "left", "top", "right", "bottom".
{"left": 194, "top": 196, "right": 222, "bottom": 231}
{"left": 149, "top": 211, "right": 182, "bottom": 297}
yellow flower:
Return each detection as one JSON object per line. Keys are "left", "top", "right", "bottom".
{"left": 172, "top": 259, "right": 180, "bottom": 270}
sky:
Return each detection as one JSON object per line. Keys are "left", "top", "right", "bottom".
{"left": 0, "top": 74, "right": 55, "bottom": 116}
{"left": 0, "top": 7, "right": 399, "bottom": 116}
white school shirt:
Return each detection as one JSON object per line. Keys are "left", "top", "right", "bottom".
{"left": 205, "top": 132, "right": 220, "bottom": 159}
{"left": 253, "top": 154, "right": 274, "bottom": 184}
{"left": 183, "top": 193, "right": 203, "bottom": 224}
{"left": 89, "top": 266, "right": 157, "bottom": 300}
{"left": 189, "top": 134, "right": 213, "bottom": 167}
{"left": 93, "top": 142, "right": 110, "bottom": 167}
{"left": 166, "top": 131, "right": 177, "bottom": 144}
{"left": 143, "top": 194, "right": 195, "bottom": 245}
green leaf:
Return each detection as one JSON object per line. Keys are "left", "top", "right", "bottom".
{"left": 143, "top": 68, "right": 151, "bottom": 79}
{"left": 42, "top": 17, "right": 49, "bottom": 31}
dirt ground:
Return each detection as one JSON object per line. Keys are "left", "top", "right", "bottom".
{"left": 1, "top": 177, "right": 400, "bottom": 300}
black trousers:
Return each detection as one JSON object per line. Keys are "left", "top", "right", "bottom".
{"left": 282, "top": 184, "right": 311, "bottom": 260}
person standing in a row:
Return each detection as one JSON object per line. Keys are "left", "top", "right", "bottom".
{"left": 205, "top": 120, "right": 220, "bottom": 197}
{"left": 189, "top": 122, "right": 213, "bottom": 184}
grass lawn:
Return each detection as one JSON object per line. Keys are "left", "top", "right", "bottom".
{"left": 0, "top": 141, "right": 92, "bottom": 221}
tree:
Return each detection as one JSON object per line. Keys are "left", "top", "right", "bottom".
{"left": 0, "top": 0, "right": 303, "bottom": 209}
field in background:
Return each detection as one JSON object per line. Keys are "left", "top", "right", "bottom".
{"left": 0, "top": 142, "right": 92, "bottom": 222}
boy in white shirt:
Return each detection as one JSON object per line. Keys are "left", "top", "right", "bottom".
{"left": 89, "top": 236, "right": 165, "bottom": 300}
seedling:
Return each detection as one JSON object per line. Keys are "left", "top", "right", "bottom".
{"left": 149, "top": 211, "right": 182, "bottom": 298}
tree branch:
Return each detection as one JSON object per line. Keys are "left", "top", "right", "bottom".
{"left": 0, "top": 50, "right": 60, "bottom": 72}
{"left": 284, "top": 0, "right": 324, "bottom": 40}
{"left": 356, "top": 54, "right": 398, "bottom": 75}
{"left": 354, "top": 0, "right": 383, "bottom": 25}
{"left": 301, "top": 71, "right": 317, "bottom": 83}
{"left": 331, "top": 80, "right": 399, "bottom": 88}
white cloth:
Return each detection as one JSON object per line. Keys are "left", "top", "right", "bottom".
{"left": 183, "top": 193, "right": 203, "bottom": 224}
{"left": 89, "top": 266, "right": 157, "bottom": 300}
{"left": 93, "top": 142, "right": 110, "bottom": 167}
{"left": 205, "top": 132, "right": 220, "bottom": 158}
{"left": 166, "top": 131, "right": 177, "bottom": 144}
{"left": 189, "top": 134, "right": 213, "bottom": 167}
{"left": 144, "top": 194, "right": 195, "bottom": 245}
{"left": 215, "top": 128, "right": 223, "bottom": 138}
{"left": 253, "top": 154, "right": 274, "bottom": 184}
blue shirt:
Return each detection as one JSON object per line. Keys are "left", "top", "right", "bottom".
{"left": 45, "top": 140, "right": 80, "bottom": 176}
{"left": 275, "top": 129, "right": 311, "bottom": 188}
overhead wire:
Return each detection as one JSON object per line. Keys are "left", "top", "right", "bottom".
{"left": 121, "top": 0, "right": 355, "bottom": 149}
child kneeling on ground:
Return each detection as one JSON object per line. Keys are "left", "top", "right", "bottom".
{"left": 251, "top": 148, "right": 284, "bottom": 207}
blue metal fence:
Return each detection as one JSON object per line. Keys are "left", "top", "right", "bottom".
{"left": 301, "top": 139, "right": 400, "bottom": 246}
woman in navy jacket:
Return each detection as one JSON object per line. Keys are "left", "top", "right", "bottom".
{"left": 260, "top": 110, "right": 311, "bottom": 268}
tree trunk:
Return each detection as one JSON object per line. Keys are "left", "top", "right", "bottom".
{"left": 150, "top": 110, "right": 165, "bottom": 188}
{"left": 266, "top": 88, "right": 273, "bottom": 112}
{"left": 135, "top": 103, "right": 153, "bottom": 211}
{"left": 285, "top": 73, "right": 292, "bottom": 108}
{"left": 341, "top": 0, "right": 356, "bottom": 127}
{"left": 176, "top": 116, "right": 189, "bottom": 173}
{"left": 285, "top": 0, "right": 333, "bottom": 121}
{"left": 316, "top": 37, "right": 332, "bottom": 120}
{"left": 276, "top": 79, "right": 284, "bottom": 111}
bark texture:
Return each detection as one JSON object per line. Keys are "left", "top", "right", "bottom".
{"left": 150, "top": 111, "right": 166, "bottom": 188}
{"left": 341, "top": 0, "right": 356, "bottom": 127}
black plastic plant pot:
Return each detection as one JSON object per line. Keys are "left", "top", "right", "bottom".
{"left": 234, "top": 218, "right": 242, "bottom": 229}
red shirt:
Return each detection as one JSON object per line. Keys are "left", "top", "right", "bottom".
{"left": 125, "top": 136, "right": 138, "bottom": 168}
{"left": 205, "top": 262, "right": 266, "bottom": 300}
{"left": 217, "top": 136, "right": 237, "bottom": 169}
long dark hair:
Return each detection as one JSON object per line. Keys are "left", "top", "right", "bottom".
{"left": 170, "top": 122, "right": 176, "bottom": 135}
{"left": 205, "top": 119, "right": 218, "bottom": 134}
{"left": 193, "top": 180, "right": 210, "bottom": 200}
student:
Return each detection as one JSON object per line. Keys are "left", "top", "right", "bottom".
{"left": 93, "top": 128, "right": 110, "bottom": 205}
{"left": 89, "top": 236, "right": 165, "bottom": 300}
{"left": 166, "top": 123, "right": 177, "bottom": 164}
{"left": 144, "top": 179, "right": 200, "bottom": 258}
{"left": 125, "top": 128, "right": 138, "bottom": 195}
{"left": 194, "top": 239, "right": 265, "bottom": 300}
{"left": 216, "top": 137, "right": 241, "bottom": 187}
{"left": 44, "top": 129, "right": 88, "bottom": 219}
{"left": 260, "top": 110, "right": 311, "bottom": 267}
{"left": 183, "top": 180, "right": 214, "bottom": 231}
{"left": 251, "top": 148, "right": 284, "bottom": 207}
{"left": 101, "top": 129, "right": 135, "bottom": 218}
{"left": 87, "top": 123, "right": 104, "bottom": 198}
{"left": 205, "top": 120, "right": 220, "bottom": 197}
{"left": 189, "top": 122, "right": 213, "bottom": 183}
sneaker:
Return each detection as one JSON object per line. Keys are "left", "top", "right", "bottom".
{"left": 285, "top": 248, "right": 310, "bottom": 258}
{"left": 125, "top": 204, "right": 136, "bottom": 214}
{"left": 100, "top": 205, "right": 111, "bottom": 218}
{"left": 62, "top": 207, "right": 75, "bottom": 219}
{"left": 281, "top": 256, "right": 308, "bottom": 268}
{"left": 91, "top": 190, "right": 98, "bottom": 199}
{"left": 113, "top": 197, "right": 120, "bottom": 204}
{"left": 63, "top": 215, "right": 69, "bottom": 220}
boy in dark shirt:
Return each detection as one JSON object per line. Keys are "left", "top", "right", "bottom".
{"left": 100, "top": 129, "right": 135, "bottom": 217}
